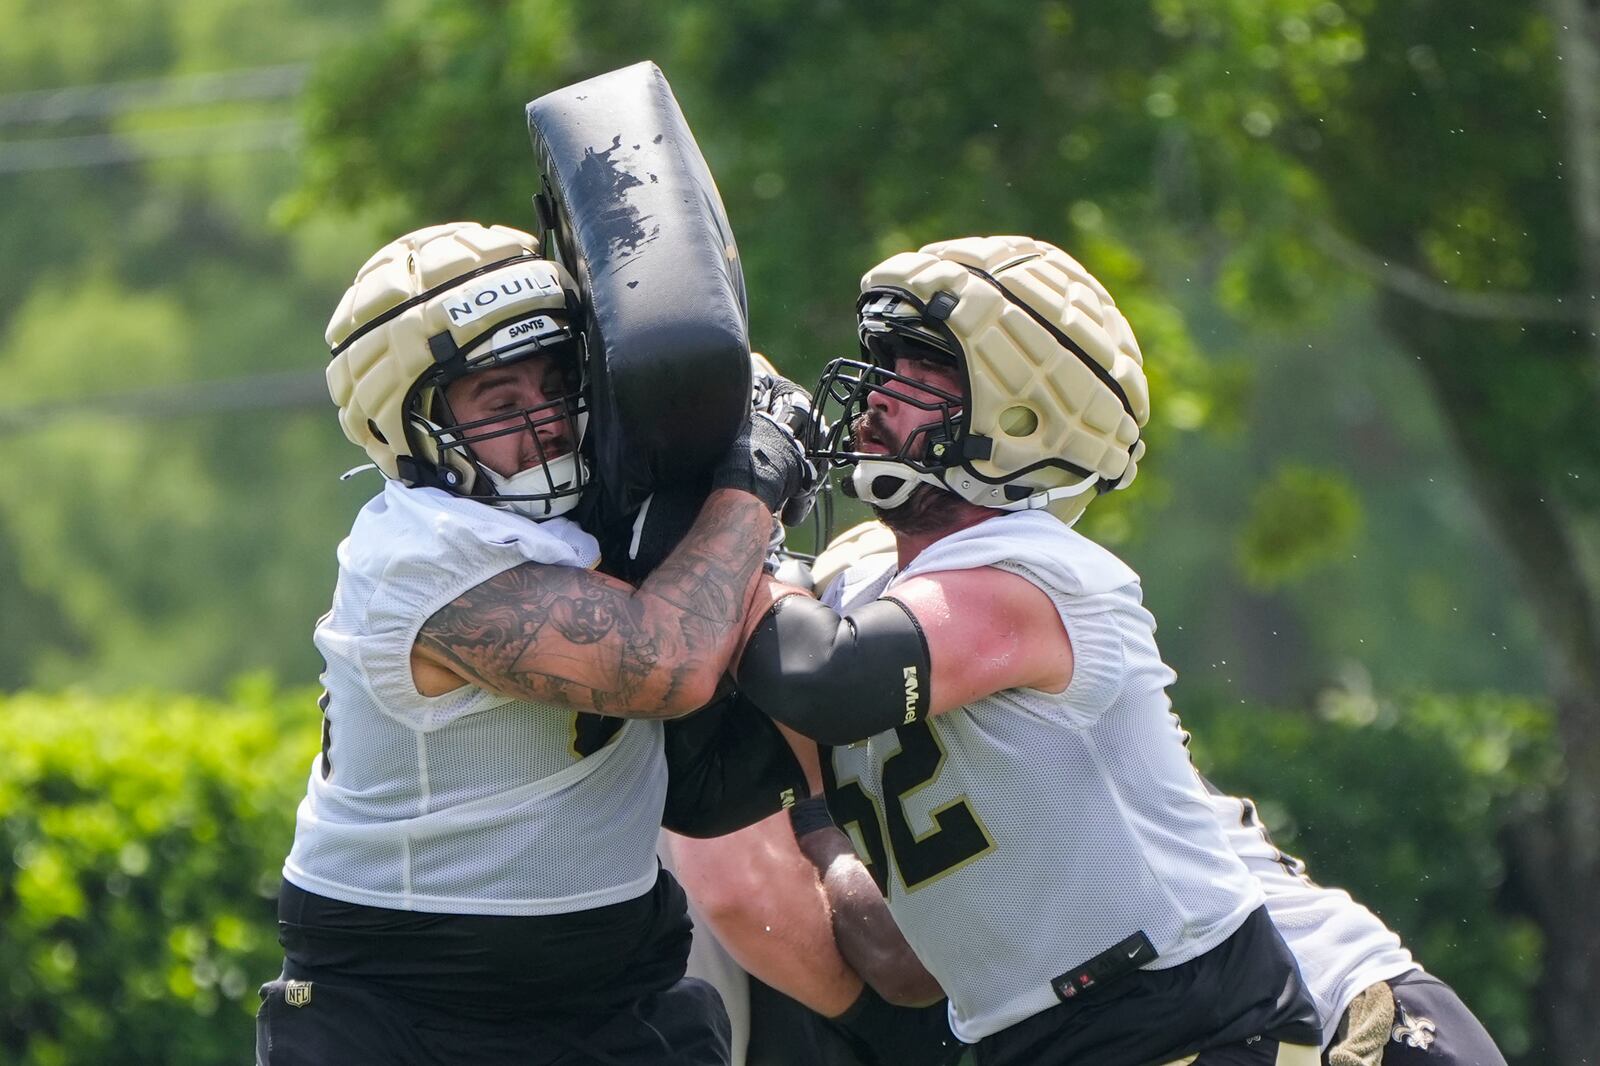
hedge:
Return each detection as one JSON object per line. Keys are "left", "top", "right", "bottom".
{"left": 0, "top": 680, "right": 318, "bottom": 1066}
{"left": 0, "top": 681, "right": 1557, "bottom": 1064}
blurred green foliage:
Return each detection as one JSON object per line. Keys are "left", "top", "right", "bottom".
{"left": 0, "top": 0, "right": 378, "bottom": 692}
{"left": 2, "top": 0, "right": 1595, "bottom": 1060}
{"left": 0, "top": 684, "right": 1554, "bottom": 1063}
{"left": 1190, "top": 689, "right": 1561, "bottom": 1056}
{"left": 0, "top": 0, "right": 1557, "bottom": 707}
{"left": 0, "top": 682, "right": 319, "bottom": 1065}
{"left": 1237, "top": 463, "right": 1362, "bottom": 588}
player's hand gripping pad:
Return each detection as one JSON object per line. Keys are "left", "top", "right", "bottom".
{"left": 527, "top": 61, "right": 751, "bottom": 520}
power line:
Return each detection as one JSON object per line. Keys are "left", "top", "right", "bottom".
{"left": 0, "top": 64, "right": 308, "bottom": 126}
{"left": 0, "top": 368, "right": 329, "bottom": 433}
{"left": 0, "top": 68, "right": 326, "bottom": 422}
{"left": 0, "top": 118, "right": 300, "bottom": 173}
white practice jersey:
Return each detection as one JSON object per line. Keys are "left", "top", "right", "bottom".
{"left": 1208, "top": 790, "right": 1417, "bottom": 1048}
{"left": 825, "top": 511, "right": 1264, "bottom": 1043}
{"left": 284, "top": 481, "right": 667, "bottom": 916}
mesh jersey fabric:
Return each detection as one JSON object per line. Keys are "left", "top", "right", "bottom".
{"left": 825, "top": 510, "right": 1263, "bottom": 1043}
{"left": 821, "top": 522, "right": 1421, "bottom": 1051}
{"left": 284, "top": 481, "right": 667, "bottom": 916}
{"left": 1207, "top": 790, "right": 1417, "bottom": 1048}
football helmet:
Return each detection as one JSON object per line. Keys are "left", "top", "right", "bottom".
{"left": 811, "top": 235, "right": 1149, "bottom": 526}
{"left": 325, "top": 222, "right": 589, "bottom": 520}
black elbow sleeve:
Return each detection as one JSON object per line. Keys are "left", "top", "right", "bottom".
{"left": 735, "top": 596, "right": 931, "bottom": 745}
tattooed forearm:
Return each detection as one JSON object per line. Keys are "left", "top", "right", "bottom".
{"left": 413, "top": 489, "right": 773, "bottom": 717}
{"left": 645, "top": 491, "right": 771, "bottom": 627}
{"left": 416, "top": 567, "right": 633, "bottom": 696}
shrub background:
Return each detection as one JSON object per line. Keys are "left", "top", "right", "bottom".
{"left": 0, "top": 683, "right": 317, "bottom": 1066}
{"left": 0, "top": 683, "right": 1555, "bottom": 1063}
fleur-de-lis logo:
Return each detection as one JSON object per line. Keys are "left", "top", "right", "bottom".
{"left": 1391, "top": 1007, "right": 1437, "bottom": 1050}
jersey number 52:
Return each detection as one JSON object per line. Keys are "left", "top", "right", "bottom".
{"left": 822, "top": 719, "right": 995, "bottom": 895}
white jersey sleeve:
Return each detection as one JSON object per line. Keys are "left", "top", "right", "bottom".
{"left": 894, "top": 512, "right": 1141, "bottom": 728}
{"left": 993, "top": 561, "right": 1132, "bottom": 728}
{"left": 347, "top": 481, "right": 602, "bottom": 731}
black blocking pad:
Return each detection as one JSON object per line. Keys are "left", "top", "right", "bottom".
{"left": 528, "top": 61, "right": 751, "bottom": 518}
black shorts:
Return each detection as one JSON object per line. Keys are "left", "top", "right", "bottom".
{"left": 1324, "top": 970, "right": 1507, "bottom": 1066}
{"left": 742, "top": 981, "right": 958, "bottom": 1066}
{"left": 1187, "top": 1038, "right": 1314, "bottom": 1064}
{"left": 275, "top": 869, "right": 693, "bottom": 1017}
{"left": 256, "top": 970, "right": 730, "bottom": 1066}
{"left": 972, "top": 907, "right": 1320, "bottom": 1066}
{"left": 258, "top": 869, "right": 730, "bottom": 1065}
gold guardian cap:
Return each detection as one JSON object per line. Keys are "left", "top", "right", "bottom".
{"left": 813, "top": 235, "right": 1149, "bottom": 526}
{"left": 325, "top": 222, "right": 589, "bottom": 518}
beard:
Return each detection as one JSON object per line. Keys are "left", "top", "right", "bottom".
{"left": 849, "top": 409, "right": 967, "bottom": 534}
{"left": 874, "top": 481, "right": 968, "bottom": 535}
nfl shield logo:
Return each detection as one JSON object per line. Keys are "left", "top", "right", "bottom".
{"left": 284, "top": 980, "right": 313, "bottom": 1008}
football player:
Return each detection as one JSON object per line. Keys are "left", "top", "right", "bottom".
{"left": 256, "top": 222, "right": 811, "bottom": 1066}
{"left": 782, "top": 521, "right": 1508, "bottom": 1065}
{"left": 733, "top": 236, "right": 1323, "bottom": 1065}
{"left": 750, "top": 782, "right": 1509, "bottom": 1066}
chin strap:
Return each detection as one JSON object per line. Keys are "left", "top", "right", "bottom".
{"left": 482, "top": 453, "right": 587, "bottom": 520}
{"left": 847, "top": 460, "right": 948, "bottom": 509}
{"left": 1008, "top": 475, "right": 1101, "bottom": 510}
{"left": 847, "top": 458, "right": 1102, "bottom": 520}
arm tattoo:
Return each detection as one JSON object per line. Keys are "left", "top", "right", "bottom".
{"left": 645, "top": 492, "right": 769, "bottom": 625}
{"left": 415, "top": 490, "right": 772, "bottom": 717}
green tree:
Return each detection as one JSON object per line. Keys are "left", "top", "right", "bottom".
{"left": 0, "top": 0, "right": 379, "bottom": 690}
{"left": 1189, "top": 688, "right": 1561, "bottom": 1053}
{"left": 1140, "top": 4, "right": 1600, "bottom": 1056}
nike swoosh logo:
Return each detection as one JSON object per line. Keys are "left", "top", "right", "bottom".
{"left": 1126, "top": 948, "right": 1141, "bottom": 959}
